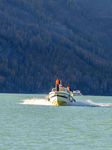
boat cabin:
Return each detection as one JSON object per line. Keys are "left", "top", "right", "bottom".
{"left": 52, "top": 87, "right": 70, "bottom": 94}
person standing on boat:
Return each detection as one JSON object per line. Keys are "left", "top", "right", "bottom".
{"left": 56, "top": 79, "right": 60, "bottom": 91}
{"left": 56, "top": 79, "right": 60, "bottom": 85}
{"left": 67, "top": 86, "right": 71, "bottom": 91}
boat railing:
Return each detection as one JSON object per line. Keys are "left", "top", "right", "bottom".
{"left": 69, "top": 95, "right": 76, "bottom": 102}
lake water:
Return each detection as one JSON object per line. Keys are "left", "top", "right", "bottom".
{"left": 0, "top": 94, "right": 112, "bottom": 150}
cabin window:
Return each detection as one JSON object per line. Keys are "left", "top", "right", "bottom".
{"left": 59, "top": 88, "right": 66, "bottom": 92}
{"left": 52, "top": 88, "right": 66, "bottom": 92}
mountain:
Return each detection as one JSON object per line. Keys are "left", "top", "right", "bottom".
{"left": 0, "top": 0, "right": 112, "bottom": 95}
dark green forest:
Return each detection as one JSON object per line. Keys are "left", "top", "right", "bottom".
{"left": 0, "top": 0, "right": 112, "bottom": 95}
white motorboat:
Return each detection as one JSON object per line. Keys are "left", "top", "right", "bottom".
{"left": 48, "top": 82, "right": 76, "bottom": 106}
{"left": 73, "top": 90, "right": 83, "bottom": 96}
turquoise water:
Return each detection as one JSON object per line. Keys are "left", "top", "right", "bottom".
{"left": 0, "top": 94, "right": 112, "bottom": 150}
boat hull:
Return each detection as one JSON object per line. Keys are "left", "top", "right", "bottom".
{"left": 48, "top": 92, "right": 75, "bottom": 106}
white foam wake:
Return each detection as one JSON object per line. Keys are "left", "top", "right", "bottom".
{"left": 20, "top": 98, "right": 55, "bottom": 106}
{"left": 67, "top": 100, "right": 112, "bottom": 107}
{"left": 86, "top": 100, "right": 112, "bottom": 107}
{"left": 20, "top": 98, "right": 112, "bottom": 107}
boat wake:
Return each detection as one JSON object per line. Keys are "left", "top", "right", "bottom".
{"left": 20, "top": 98, "right": 112, "bottom": 107}
{"left": 20, "top": 98, "right": 55, "bottom": 106}
{"left": 67, "top": 100, "right": 112, "bottom": 107}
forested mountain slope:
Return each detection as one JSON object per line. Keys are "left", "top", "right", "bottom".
{"left": 0, "top": 0, "right": 112, "bottom": 95}
{"left": 76, "top": 0, "right": 112, "bottom": 55}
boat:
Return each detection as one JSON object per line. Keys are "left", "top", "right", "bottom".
{"left": 48, "top": 80, "right": 76, "bottom": 106}
{"left": 73, "top": 90, "right": 83, "bottom": 96}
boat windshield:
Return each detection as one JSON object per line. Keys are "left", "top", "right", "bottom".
{"left": 59, "top": 88, "right": 66, "bottom": 92}
{"left": 52, "top": 88, "right": 66, "bottom": 92}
